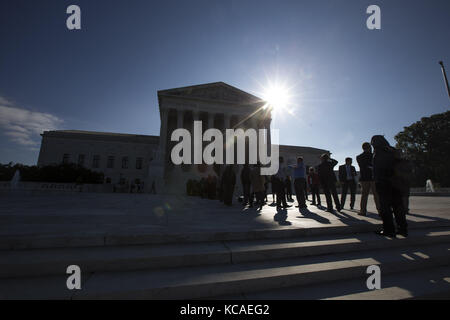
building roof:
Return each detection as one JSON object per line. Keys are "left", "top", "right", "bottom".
{"left": 41, "top": 130, "right": 160, "bottom": 144}
{"left": 157, "top": 81, "right": 264, "bottom": 105}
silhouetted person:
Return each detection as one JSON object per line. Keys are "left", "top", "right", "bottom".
{"left": 285, "top": 176, "right": 294, "bottom": 201}
{"left": 221, "top": 165, "right": 236, "bottom": 206}
{"left": 289, "top": 157, "right": 307, "bottom": 209}
{"left": 274, "top": 157, "right": 290, "bottom": 209}
{"left": 317, "top": 153, "right": 341, "bottom": 212}
{"left": 356, "top": 142, "right": 380, "bottom": 216}
{"left": 150, "top": 180, "right": 156, "bottom": 194}
{"left": 270, "top": 176, "right": 277, "bottom": 204}
{"left": 264, "top": 179, "right": 269, "bottom": 203}
{"left": 339, "top": 157, "right": 357, "bottom": 210}
{"left": 250, "top": 163, "right": 265, "bottom": 210}
{"left": 207, "top": 175, "right": 216, "bottom": 199}
{"left": 304, "top": 179, "right": 309, "bottom": 201}
{"left": 240, "top": 164, "right": 252, "bottom": 206}
{"left": 307, "top": 167, "right": 321, "bottom": 206}
{"left": 200, "top": 178, "right": 207, "bottom": 198}
{"left": 371, "top": 135, "right": 408, "bottom": 238}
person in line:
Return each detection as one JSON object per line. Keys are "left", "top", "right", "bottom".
{"left": 289, "top": 157, "right": 307, "bottom": 209}
{"left": 371, "top": 135, "right": 408, "bottom": 238}
{"left": 307, "top": 167, "right": 321, "bottom": 206}
{"left": 304, "top": 179, "right": 309, "bottom": 201}
{"left": 240, "top": 164, "right": 252, "bottom": 206}
{"left": 207, "top": 175, "right": 217, "bottom": 199}
{"left": 274, "top": 157, "right": 291, "bottom": 209}
{"left": 264, "top": 179, "right": 269, "bottom": 203}
{"left": 339, "top": 157, "right": 357, "bottom": 210}
{"left": 250, "top": 163, "right": 266, "bottom": 210}
{"left": 221, "top": 165, "right": 236, "bottom": 206}
{"left": 270, "top": 176, "right": 277, "bottom": 204}
{"left": 317, "top": 153, "right": 341, "bottom": 213}
{"left": 150, "top": 180, "right": 156, "bottom": 194}
{"left": 356, "top": 142, "right": 380, "bottom": 216}
{"left": 285, "top": 176, "right": 294, "bottom": 202}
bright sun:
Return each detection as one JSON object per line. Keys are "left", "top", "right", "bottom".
{"left": 262, "top": 85, "right": 290, "bottom": 111}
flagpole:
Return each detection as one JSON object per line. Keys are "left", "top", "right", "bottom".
{"left": 439, "top": 61, "right": 450, "bottom": 102}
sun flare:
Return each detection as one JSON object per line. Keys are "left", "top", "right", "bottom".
{"left": 262, "top": 84, "right": 290, "bottom": 112}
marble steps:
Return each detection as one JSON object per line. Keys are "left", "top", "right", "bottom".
{"left": 217, "top": 265, "right": 450, "bottom": 300}
{"left": 1, "top": 241, "right": 448, "bottom": 299}
{"left": 2, "top": 219, "right": 450, "bottom": 251}
{"left": 0, "top": 225, "right": 449, "bottom": 279}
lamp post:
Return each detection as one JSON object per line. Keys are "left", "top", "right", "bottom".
{"left": 439, "top": 61, "right": 450, "bottom": 101}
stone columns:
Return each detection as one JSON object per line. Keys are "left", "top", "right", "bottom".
{"left": 208, "top": 112, "right": 215, "bottom": 129}
{"left": 224, "top": 114, "right": 231, "bottom": 130}
{"left": 176, "top": 109, "right": 184, "bottom": 129}
{"left": 159, "top": 108, "right": 169, "bottom": 162}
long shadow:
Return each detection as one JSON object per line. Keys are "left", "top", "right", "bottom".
{"left": 406, "top": 212, "right": 449, "bottom": 222}
{"left": 296, "top": 208, "right": 331, "bottom": 224}
{"left": 316, "top": 204, "right": 373, "bottom": 225}
{"left": 274, "top": 208, "right": 292, "bottom": 226}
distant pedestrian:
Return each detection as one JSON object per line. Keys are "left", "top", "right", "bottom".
{"left": 317, "top": 153, "right": 341, "bottom": 212}
{"left": 356, "top": 142, "right": 381, "bottom": 216}
{"left": 371, "top": 135, "right": 408, "bottom": 238}
{"left": 307, "top": 167, "right": 321, "bottom": 206}
{"left": 274, "top": 157, "right": 291, "bottom": 209}
{"left": 150, "top": 180, "right": 156, "bottom": 194}
{"left": 240, "top": 164, "right": 252, "bottom": 206}
{"left": 250, "top": 163, "right": 266, "bottom": 210}
{"left": 289, "top": 157, "right": 307, "bottom": 209}
{"left": 338, "top": 157, "right": 357, "bottom": 210}
{"left": 221, "top": 165, "right": 236, "bottom": 206}
{"left": 270, "top": 176, "right": 277, "bottom": 204}
{"left": 285, "top": 176, "right": 294, "bottom": 202}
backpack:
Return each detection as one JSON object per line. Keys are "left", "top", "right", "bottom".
{"left": 390, "top": 148, "right": 413, "bottom": 194}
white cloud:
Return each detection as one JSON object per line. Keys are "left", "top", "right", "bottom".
{"left": 0, "top": 97, "right": 63, "bottom": 148}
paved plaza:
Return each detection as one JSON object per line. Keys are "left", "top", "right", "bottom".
{"left": 0, "top": 191, "right": 449, "bottom": 299}
{"left": 1, "top": 191, "right": 449, "bottom": 239}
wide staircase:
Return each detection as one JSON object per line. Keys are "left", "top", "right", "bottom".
{"left": 1, "top": 220, "right": 449, "bottom": 300}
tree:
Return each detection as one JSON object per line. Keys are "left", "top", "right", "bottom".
{"left": 395, "top": 111, "right": 450, "bottom": 187}
{"left": 0, "top": 163, "right": 104, "bottom": 184}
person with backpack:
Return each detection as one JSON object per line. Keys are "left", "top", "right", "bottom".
{"left": 371, "top": 135, "right": 408, "bottom": 238}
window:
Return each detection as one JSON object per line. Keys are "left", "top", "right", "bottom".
{"left": 136, "top": 157, "right": 143, "bottom": 170}
{"left": 105, "top": 177, "right": 112, "bottom": 184}
{"left": 122, "top": 156, "right": 129, "bottom": 169}
{"left": 92, "top": 155, "right": 100, "bottom": 168}
{"left": 78, "top": 154, "right": 85, "bottom": 167}
{"left": 107, "top": 156, "right": 115, "bottom": 169}
{"left": 62, "top": 154, "right": 70, "bottom": 164}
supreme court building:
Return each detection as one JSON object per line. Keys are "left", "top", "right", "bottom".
{"left": 37, "top": 82, "right": 328, "bottom": 194}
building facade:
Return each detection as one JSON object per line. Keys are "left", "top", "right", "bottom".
{"left": 37, "top": 82, "right": 329, "bottom": 193}
{"left": 37, "top": 130, "right": 159, "bottom": 190}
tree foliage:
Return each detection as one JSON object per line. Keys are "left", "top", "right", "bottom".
{"left": 394, "top": 111, "right": 450, "bottom": 187}
{"left": 0, "top": 163, "right": 104, "bottom": 184}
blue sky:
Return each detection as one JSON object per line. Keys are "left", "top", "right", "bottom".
{"left": 0, "top": 0, "right": 449, "bottom": 166}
